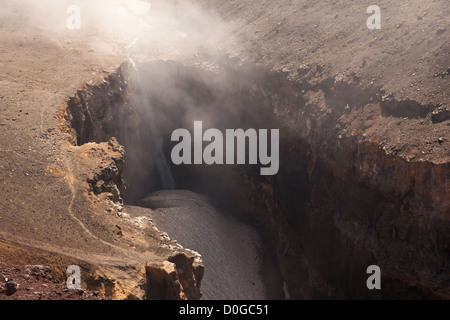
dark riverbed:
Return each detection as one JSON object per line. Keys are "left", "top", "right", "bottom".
{"left": 128, "top": 189, "right": 284, "bottom": 300}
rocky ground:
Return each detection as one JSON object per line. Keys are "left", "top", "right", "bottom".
{"left": 0, "top": 0, "right": 448, "bottom": 299}
{"left": 0, "top": 0, "right": 207, "bottom": 300}
{"left": 198, "top": 0, "right": 449, "bottom": 163}
{"left": 0, "top": 262, "right": 108, "bottom": 300}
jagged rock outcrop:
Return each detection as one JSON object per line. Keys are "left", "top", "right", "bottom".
{"left": 53, "top": 67, "right": 206, "bottom": 300}
{"left": 84, "top": 137, "right": 126, "bottom": 203}
{"left": 145, "top": 254, "right": 203, "bottom": 300}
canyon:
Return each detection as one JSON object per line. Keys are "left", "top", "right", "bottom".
{"left": 0, "top": 0, "right": 449, "bottom": 300}
{"left": 61, "top": 57, "right": 449, "bottom": 299}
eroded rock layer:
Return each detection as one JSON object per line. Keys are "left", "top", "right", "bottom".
{"left": 60, "top": 59, "right": 449, "bottom": 299}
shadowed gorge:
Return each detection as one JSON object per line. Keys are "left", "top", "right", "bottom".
{"left": 62, "top": 59, "right": 450, "bottom": 299}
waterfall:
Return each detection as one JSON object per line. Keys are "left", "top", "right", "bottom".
{"left": 134, "top": 66, "right": 176, "bottom": 191}
{"left": 154, "top": 137, "right": 175, "bottom": 190}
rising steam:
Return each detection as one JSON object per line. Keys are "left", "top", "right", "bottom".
{"left": 3, "top": 0, "right": 239, "bottom": 62}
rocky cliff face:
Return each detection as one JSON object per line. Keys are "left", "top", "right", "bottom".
{"left": 242, "top": 77, "right": 449, "bottom": 299}
{"left": 58, "top": 65, "right": 205, "bottom": 300}
{"left": 59, "top": 58, "right": 449, "bottom": 299}
{"left": 145, "top": 254, "right": 203, "bottom": 300}
{"left": 266, "top": 72, "right": 449, "bottom": 299}
{"left": 187, "top": 0, "right": 450, "bottom": 299}
{"left": 134, "top": 60, "right": 449, "bottom": 299}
